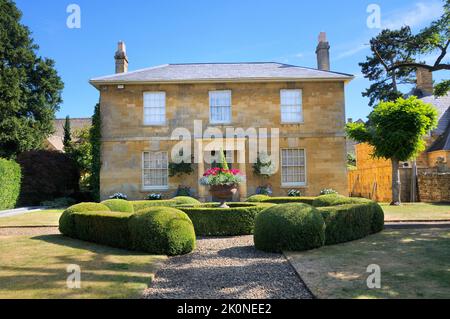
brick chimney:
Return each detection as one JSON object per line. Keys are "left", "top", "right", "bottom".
{"left": 416, "top": 67, "right": 433, "bottom": 97}
{"left": 316, "top": 32, "right": 330, "bottom": 71}
{"left": 114, "top": 41, "right": 128, "bottom": 74}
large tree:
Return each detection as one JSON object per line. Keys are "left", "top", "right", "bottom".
{"left": 360, "top": 0, "right": 449, "bottom": 105}
{"left": 0, "top": 0, "right": 63, "bottom": 158}
{"left": 346, "top": 97, "right": 438, "bottom": 205}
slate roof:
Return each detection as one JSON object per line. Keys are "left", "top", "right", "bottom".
{"left": 423, "top": 93, "right": 450, "bottom": 152}
{"left": 90, "top": 62, "right": 353, "bottom": 86}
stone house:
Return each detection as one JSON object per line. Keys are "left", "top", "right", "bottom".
{"left": 90, "top": 33, "right": 353, "bottom": 201}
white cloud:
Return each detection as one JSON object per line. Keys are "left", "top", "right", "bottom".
{"left": 335, "top": 44, "right": 370, "bottom": 61}
{"left": 382, "top": 2, "right": 443, "bottom": 30}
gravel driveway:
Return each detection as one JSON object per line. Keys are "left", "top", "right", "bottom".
{"left": 144, "top": 236, "right": 313, "bottom": 299}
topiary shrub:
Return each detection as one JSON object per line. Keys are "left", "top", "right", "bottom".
{"left": 72, "top": 211, "right": 132, "bottom": 248}
{"left": 59, "top": 202, "right": 111, "bottom": 237}
{"left": 317, "top": 201, "right": 384, "bottom": 245}
{"left": 16, "top": 150, "right": 80, "bottom": 206}
{"left": 254, "top": 203, "right": 326, "bottom": 253}
{"left": 0, "top": 158, "right": 21, "bottom": 210}
{"left": 247, "top": 195, "right": 271, "bottom": 202}
{"left": 177, "top": 203, "right": 272, "bottom": 236}
{"left": 132, "top": 199, "right": 178, "bottom": 212}
{"left": 129, "top": 207, "right": 196, "bottom": 255}
{"left": 312, "top": 194, "right": 369, "bottom": 207}
{"left": 101, "top": 199, "right": 134, "bottom": 213}
{"left": 259, "top": 197, "right": 316, "bottom": 206}
{"left": 172, "top": 196, "right": 201, "bottom": 206}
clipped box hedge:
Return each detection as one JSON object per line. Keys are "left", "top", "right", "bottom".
{"left": 176, "top": 203, "right": 273, "bottom": 236}
{"left": 59, "top": 203, "right": 196, "bottom": 256}
{"left": 246, "top": 195, "right": 316, "bottom": 206}
{"left": 131, "top": 196, "right": 201, "bottom": 212}
{"left": 0, "top": 158, "right": 21, "bottom": 210}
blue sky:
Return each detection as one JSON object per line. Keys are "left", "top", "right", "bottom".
{"left": 15, "top": 0, "right": 449, "bottom": 121}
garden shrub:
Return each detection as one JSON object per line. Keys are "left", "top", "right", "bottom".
{"left": 172, "top": 196, "right": 201, "bottom": 206}
{"left": 246, "top": 195, "right": 271, "bottom": 202}
{"left": 72, "top": 211, "right": 132, "bottom": 249}
{"left": 254, "top": 203, "right": 326, "bottom": 253}
{"left": 178, "top": 203, "right": 273, "bottom": 236}
{"left": 317, "top": 201, "right": 384, "bottom": 245}
{"left": 16, "top": 150, "right": 80, "bottom": 206}
{"left": 59, "top": 202, "right": 111, "bottom": 237}
{"left": 0, "top": 158, "right": 21, "bottom": 210}
{"left": 129, "top": 207, "right": 196, "bottom": 255}
{"left": 259, "top": 197, "right": 316, "bottom": 206}
{"left": 132, "top": 199, "right": 178, "bottom": 212}
{"left": 312, "top": 194, "right": 369, "bottom": 207}
{"left": 101, "top": 199, "right": 134, "bottom": 213}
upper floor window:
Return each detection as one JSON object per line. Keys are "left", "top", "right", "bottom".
{"left": 210, "top": 90, "right": 232, "bottom": 124}
{"left": 142, "top": 151, "right": 168, "bottom": 189}
{"left": 280, "top": 89, "right": 303, "bottom": 123}
{"left": 143, "top": 92, "right": 166, "bottom": 125}
{"left": 281, "top": 149, "right": 306, "bottom": 186}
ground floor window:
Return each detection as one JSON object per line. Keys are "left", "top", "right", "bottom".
{"left": 142, "top": 151, "right": 168, "bottom": 189}
{"left": 281, "top": 149, "right": 306, "bottom": 186}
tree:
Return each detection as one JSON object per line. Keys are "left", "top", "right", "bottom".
{"left": 0, "top": 0, "right": 64, "bottom": 158}
{"left": 346, "top": 97, "right": 438, "bottom": 205}
{"left": 89, "top": 103, "right": 101, "bottom": 201}
{"left": 63, "top": 116, "right": 72, "bottom": 151}
{"left": 360, "top": 0, "right": 449, "bottom": 105}
{"left": 66, "top": 127, "right": 92, "bottom": 190}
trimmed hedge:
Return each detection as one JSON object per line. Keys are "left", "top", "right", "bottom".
{"left": 72, "top": 211, "right": 132, "bottom": 248}
{"left": 101, "top": 199, "right": 134, "bottom": 213}
{"left": 172, "top": 196, "right": 201, "bottom": 205}
{"left": 132, "top": 199, "right": 178, "bottom": 212}
{"left": 254, "top": 203, "right": 326, "bottom": 253}
{"left": 129, "top": 207, "right": 196, "bottom": 256}
{"left": 317, "top": 202, "right": 384, "bottom": 245}
{"left": 0, "top": 158, "right": 21, "bottom": 210}
{"left": 247, "top": 195, "right": 271, "bottom": 202}
{"left": 59, "top": 202, "right": 111, "bottom": 237}
{"left": 312, "top": 194, "right": 369, "bottom": 207}
{"left": 262, "top": 197, "right": 316, "bottom": 206}
{"left": 16, "top": 150, "right": 80, "bottom": 206}
{"left": 59, "top": 204, "right": 196, "bottom": 255}
{"left": 177, "top": 203, "right": 273, "bottom": 236}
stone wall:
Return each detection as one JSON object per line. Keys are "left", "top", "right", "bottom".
{"left": 418, "top": 171, "right": 450, "bottom": 202}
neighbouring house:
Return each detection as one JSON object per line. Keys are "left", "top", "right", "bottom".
{"left": 90, "top": 33, "right": 354, "bottom": 201}
{"left": 44, "top": 118, "right": 92, "bottom": 152}
{"left": 348, "top": 68, "right": 450, "bottom": 202}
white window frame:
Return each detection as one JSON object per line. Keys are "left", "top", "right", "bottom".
{"left": 280, "top": 148, "right": 307, "bottom": 187}
{"left": 142, "top": 151, "right": 169, "bottom": 190}
{"left": 143, "top": 92, "right": 166, "bottom": 126}
{"left": 209, "top": 90, "right": 232, "bottom": 124}
{"left": 280, "top": 89, "right": 303, "bottom": 124}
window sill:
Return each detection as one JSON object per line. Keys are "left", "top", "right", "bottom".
{"left": 280, "top": 184, "right": 307, "bottom": 188}
{"left": 142, "top": 123, "right": 168, "bottom": 127}
{"left": 141, "top": 186, "right": 170, "bottom": 192}
{"left": 280, "top": 122, "right": 304, "bottom": 125}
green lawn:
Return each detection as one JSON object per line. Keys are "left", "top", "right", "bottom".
{"left": 286, "top": 228, "right": 450, "bottom": 299}
{"left": 381, "top": 203, "right": 450, "bottom": 221}
{"left": 0, "top": 234, "right": 166, "bottom": 299}
{"left": 0, "top": 210, "right": 63, "bottom": 227}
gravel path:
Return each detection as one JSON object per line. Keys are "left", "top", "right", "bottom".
{"left": 144, "top": 236, "right": 313, "bottom": 299}
{"left": 0, "top": 226, "right": 59, "bottom": 236}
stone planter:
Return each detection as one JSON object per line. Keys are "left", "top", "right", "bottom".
{"left": 209, "top": 184, "right": 238, "bottom": 208}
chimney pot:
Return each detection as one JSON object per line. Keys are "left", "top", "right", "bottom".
{"left": 416, "top": 67, "right": 433, "bottom": 97}
{"left": 115, "top": 41, "right": 128, "bottom": 74}
{"left": 316, "top": 32, "right": 330, "bottom": 71}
